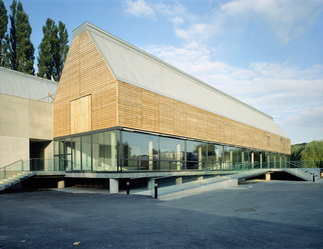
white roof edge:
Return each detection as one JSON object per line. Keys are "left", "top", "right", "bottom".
{"left": 73, "top": 22, "right": 273, "bottom": 121}
{"left": 0, "top": 66, "right": 58, "bottom": 86}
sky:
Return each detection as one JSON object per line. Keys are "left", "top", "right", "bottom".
{"left": 3, "top": 0, "right": 323, "bottom": 145}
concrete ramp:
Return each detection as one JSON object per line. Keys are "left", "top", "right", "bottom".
{"left": 0, "top": 172, "right": 36, "bottom": 191}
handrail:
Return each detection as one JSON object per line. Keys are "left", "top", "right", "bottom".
{"left": 0, "top": 159, "right": 23, "bottom": 171}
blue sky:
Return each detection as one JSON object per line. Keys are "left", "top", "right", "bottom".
{"left": 3, "top": 0, "right": 323, "bottom": 144}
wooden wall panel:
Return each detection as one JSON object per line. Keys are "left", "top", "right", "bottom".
{"left": 117, "top": 81, "right": 290, "bottom": 154}
{"left": 54, "top": 31, "right": 117, "bottom": 137}
{"left": 70, "top": 95, "right": 91, "bottom": 134}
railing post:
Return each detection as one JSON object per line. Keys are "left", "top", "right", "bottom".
{"left": 126, "top": 180, "right": 130, "bottom": 195}
{"left": 154, "top": 180, "right": 158, "bottom": 199}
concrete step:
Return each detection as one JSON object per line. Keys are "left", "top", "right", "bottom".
{"left": 0, "top": 172, "right": 35, "bottom": 192}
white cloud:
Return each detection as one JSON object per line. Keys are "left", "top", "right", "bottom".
{"left": 219, "top": 0, "right": 323, "bottom": 42}
{"left": 123, "top": 0, "right": 186, "bottom": 20}
{"left": 123, "top": 0, "right": 155, "bottom": 19}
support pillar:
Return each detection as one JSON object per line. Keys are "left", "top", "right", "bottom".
{"left": 149, "top": 141, "right": 153, "bottom": 171}
{"left": 110, "top": 132, "right": 117, "bottom": 171}
{"left": 265, "top": 172, "right": 271, "bottom": 181}
{"left": 57, "top": 180, "right": 65, "bottom": 189}
{"left": 177, "top": 144, "right": 181, "bottom": 170}
{"left": 148, "top": 178, "right": 155, "bottom": 190}
{"left": 109, "top": 178, "right": 119, "bottom": 193}
{"left": 251, "top": 152, "right": 254, "bottom": 169}
{"left": 198, "top": 146, "right": 202, "bottom": 169}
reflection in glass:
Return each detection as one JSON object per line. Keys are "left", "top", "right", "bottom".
{"left": 82, "top": 135, "right": 92, "bottom": 170}
{"left": 92, "top": 131, "right": 118, "bottom": 171}
{"left": 186, "top": 141, "right": 207, "bottom": 169}
{"left": 122, "top": 131, "right": 158, "bottom": 171}
{"left": 207, "top": 144, "right": 223, "bottom": 169}
{"left": 159, "top": 137, "right": 184, "bottom": 171}
{"left": 72, "top": 137, "right": 81, "bottom": 170}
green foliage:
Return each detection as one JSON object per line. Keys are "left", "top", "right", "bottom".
{"left": 16, "top": 1, "right": 34, "bottom": 74}
{"left": 37, "top": 18, "right": 69, "bottom": 81}
{"left": 9, "top": 0, "right": 17, "bottom": 70}
{"left": 8, "top": 0, "right": 34, "bottom": 74}
{"left": 300, "top": 140, "right": 323, "bottom": 168}
{"left": 290, "top": 143, "right": 306, "bottom": 161}
{"left": 57, "top": 21, "right": 69, "bottom": 80}
{"left": 0, "top": 0, "right": 8, "bottom": 66}
{"left": 37, "top": 18, "right": 57, "bottom": 80}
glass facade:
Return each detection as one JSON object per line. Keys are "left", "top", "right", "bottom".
{"left": 54, "top": 129, "right": 290, "bottom": 172}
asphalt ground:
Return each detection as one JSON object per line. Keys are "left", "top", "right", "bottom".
{"left": 0, "top": 180, "right": 322, "bottom": 249}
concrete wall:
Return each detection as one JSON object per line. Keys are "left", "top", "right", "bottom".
{"left": 0, "top": 94, "right": 53, "bottom": 168}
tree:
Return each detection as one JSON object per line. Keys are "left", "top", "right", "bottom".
{"left": 16, "top": 1, "right": 34, "bottom": 74}
{"left": 8, "top": 0, "right": 34, "bottom": 74}
{"left": 300, "top": 140, "right": 323, "bottom": 168}
{"left": 9, "top": 0, "right": 17, "bottom": 70}
{"left": 38, "top": 18, "right": 69, "bottom": 81}
{"left": 290, "top": 143, "right": 306, "bottom": 161}
{"left": 56, "top": 21, "right": 69, "bottom": 81}
{"left": 0, "top": 0, "right": 8, "bottom": 66}
{"left": 37, "top": 18, "right": 58, "bottom": 79}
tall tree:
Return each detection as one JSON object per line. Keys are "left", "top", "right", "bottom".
{"left": 37, "top": 18, "right": 57, "bottom": 79}
{"left": 0, "top": 0, "right": 8, "bottom": 67}
{"left": 56, "top": 21, "right": 68, "bottom": 81}
{"left": 301, "top": 140, "right": 323, "bottom": 168}
{"left": 16, "top": 1, "right": 34, "bottom": 74}
{"left": 9, "top": 0, "right": 17, "bottom": 70}
{"left": 8, "top": 0, "right": 34, "bottom": 74}
{"left": 38, "top": 18, "right": 69, "bottom": 81}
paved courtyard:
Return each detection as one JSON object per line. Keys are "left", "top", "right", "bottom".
{"left": 0, "top": 180, "right": 322, "bottom": 248}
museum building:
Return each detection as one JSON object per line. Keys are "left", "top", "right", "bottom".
{"left": 1, "top": 22, "right": 290, "bottom": 182}
{"left": 53, "top": 22, "right": 290, "bottom": 173}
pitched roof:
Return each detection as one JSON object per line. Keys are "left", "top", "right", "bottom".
{"left": 0, "top": 67, "right": 58, "bottom": 103}
{"left": 73, "top": 22, "right": 288, "bottom": 138}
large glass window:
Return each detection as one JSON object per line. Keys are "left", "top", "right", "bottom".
{"left": 207, "top": 144, "right": 223, "bottom": 169}
{"left": 65, "top": 138, "right": 72, "bottom": 171}
{"left": 92, "top": 131, "right": 118, "bottom": 172}
{"left": 71, "top": 137, "right": 81, "bottom": 170}
{"left": 122, "top": 131, "right": 158, "bottom": 171}
{"left": 159, "top": 137, "right": 185, "bottom": 170}
{"left": 186, "top": 141, "right": 207, "bottom": 169}
{"left": 82, "top": 135, "right": 92, "bottom": 171}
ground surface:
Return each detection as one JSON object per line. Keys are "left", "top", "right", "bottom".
{"left": 0, "top": 180, "right": 322, "bottom": 249}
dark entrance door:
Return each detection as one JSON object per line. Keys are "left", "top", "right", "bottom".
{"left": 29, "top": 140, "right": 50, "bottom": 171}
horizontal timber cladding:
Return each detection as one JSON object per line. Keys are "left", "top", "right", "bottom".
{"left": 54, "top": 31, "right": 117, "bottom": 137}
{"left": 117, "top": 81, "right": 291, "bottom": 154}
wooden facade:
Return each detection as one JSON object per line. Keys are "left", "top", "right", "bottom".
{"left": 53, "top": 29, "right": 290, "bottom": 155}
{"left": 54, "top": 31, "right": 117, "bottom": 137}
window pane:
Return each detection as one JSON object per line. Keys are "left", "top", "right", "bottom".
{"left": 82, "top": 135, "right": 92, "bottom": 170}
{"left": 122, "top": 160, "right": 139, "bottom": 171}
{"left": 186, "top": 141, "right": 207, "bottom": 162}
{"left": 207, "top": 144, "right": 223, "bottom": 163}
{"left": 72, "top": 137, "right": 81, "bottom": 170}
{"left": 92, "top": 131, "right": 118, "bottom": 172}
{"left": 122, "top": 131, "right": 158, "bottom": 171}
{"left": 160, "top": 137, "right": 184, "bottom": 161}
{"left": 54, "top": 141, "right": 59, "bottom": 155}
{"left": 59, "top": 140, "right": 65, "bottom": 155}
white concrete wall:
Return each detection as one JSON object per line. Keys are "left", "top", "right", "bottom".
{"left": 0, "top": 94, "right": 53, "bottom": 168}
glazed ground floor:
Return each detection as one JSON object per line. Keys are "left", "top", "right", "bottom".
{"left": 53, "top": 127, "right": 290, "bottom": 172}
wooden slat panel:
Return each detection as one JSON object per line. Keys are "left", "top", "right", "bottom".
{"left": 54, "top": 31, "right": 117, "bottom": 137}
{"left": 70, "top": 95, "right": 91, "bottom": 134}
{"left": 117, "top": 81, "right": 290, "bottom": 154}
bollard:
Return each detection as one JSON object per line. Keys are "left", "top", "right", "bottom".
{"left": 154, "top": 182, "right": 158, "bottom": 199}
{"left": 126, "top": 181, "right": 130, "bottom": 195}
